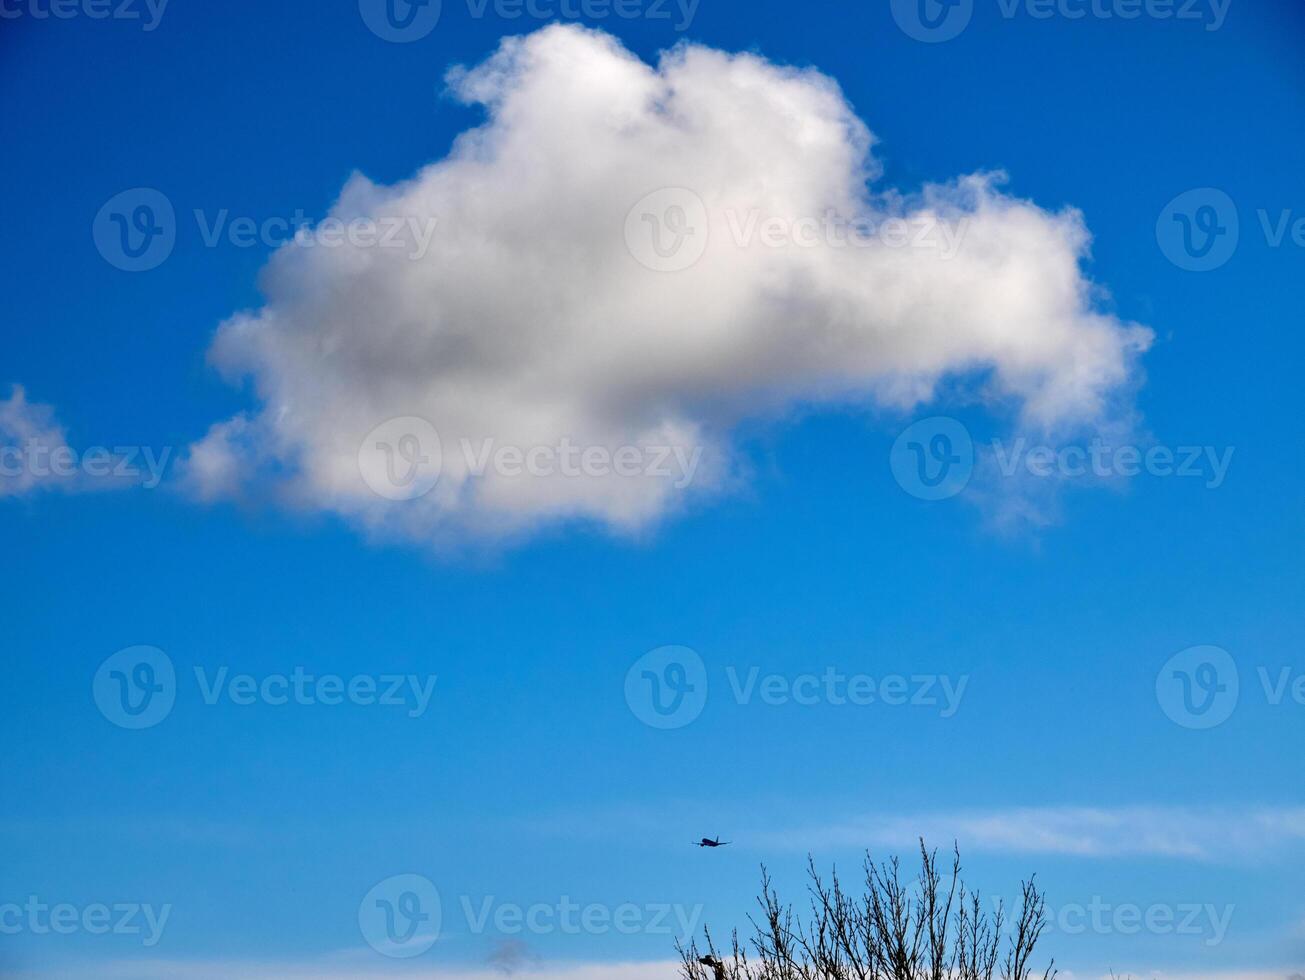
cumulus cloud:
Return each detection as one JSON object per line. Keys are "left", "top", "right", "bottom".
{"left": 183, "top": 24, "right": 1151, "bottom": 547}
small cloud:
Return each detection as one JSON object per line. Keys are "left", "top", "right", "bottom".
{"left": 0, "top": 384, "right": 75, "bottom": 498}
{"left": 0, "top": 384, "right": 174, "bottom": 496}
{"left": 488, "top": 939, "right": 541, "bottom": 975}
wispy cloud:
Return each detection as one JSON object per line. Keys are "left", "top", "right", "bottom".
{"left": 6, "top": 956, "right": 682, "bottom": 980}
{"left": 755, "top": 805, "right": 1305, "bottom": 862}
{"left": 1073, "top": 973, "right": 1304, "bottom": 980}
{"left": 15, "top": 957, "right": 1300, "bottom": 980}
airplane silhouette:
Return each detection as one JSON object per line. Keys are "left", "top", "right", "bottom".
{"left": 693, "top": 836, "right": 731, "bottom": 847}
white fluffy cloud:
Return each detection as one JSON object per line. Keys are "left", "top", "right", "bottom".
{"left": 184, "top": 24, "right": 1151, "bottom": 547}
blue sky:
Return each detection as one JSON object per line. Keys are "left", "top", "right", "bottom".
{"left": 2, "top": 0, "right": 1304, "bottom": 978}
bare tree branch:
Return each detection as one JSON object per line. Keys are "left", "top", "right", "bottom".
{"left": 679, "top": 844, "right": 1055, "bottom": 980}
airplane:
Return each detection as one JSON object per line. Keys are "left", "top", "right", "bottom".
{"left": 693, "top": 836, "right": 731, "bottom": 847}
